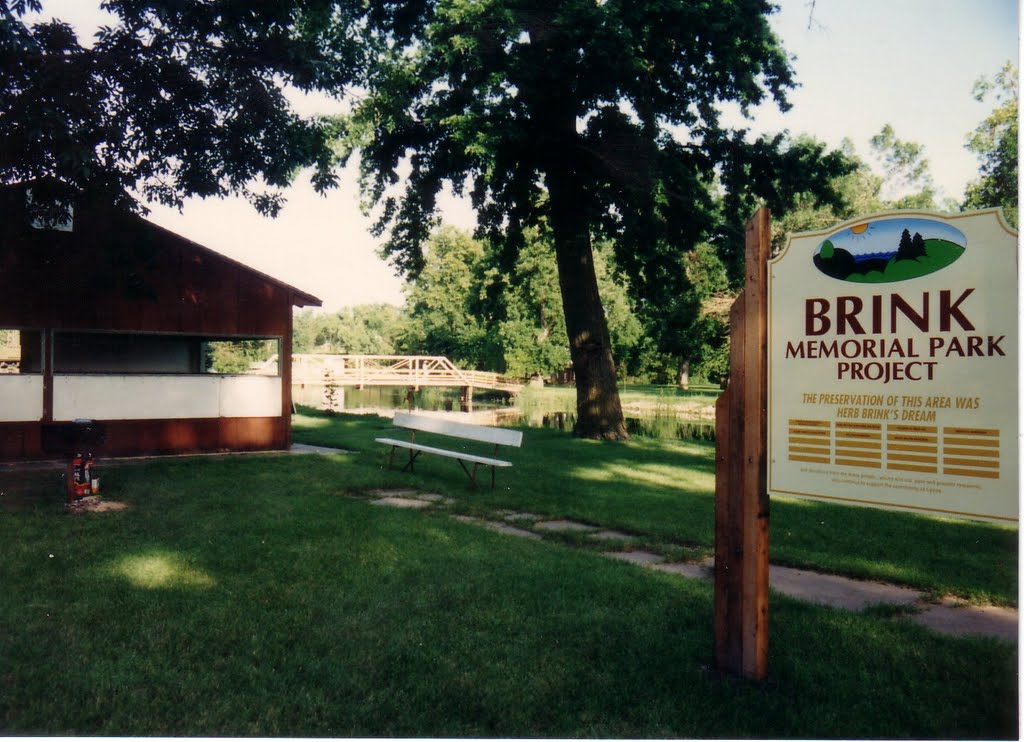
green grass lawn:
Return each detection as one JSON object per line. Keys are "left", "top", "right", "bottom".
{"left": 0, "top": 411, "right": 1017, "bottom": 737}
{"left": 296, "top": 409, "right": 1017, "bottom": 605}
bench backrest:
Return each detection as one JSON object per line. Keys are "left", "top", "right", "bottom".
{"left": 392, "top": 411, "right": 523, "bottom": 448}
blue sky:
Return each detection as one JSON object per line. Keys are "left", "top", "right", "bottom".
{"left": 25, "top": 0, "right": 1020, "bottom": 310}
{"left": 823, "top": 218, "right": 967, "bottom": 257}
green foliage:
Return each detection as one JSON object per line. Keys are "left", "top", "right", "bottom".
{"left": 490, "top": 228, "right": 571, "bottom": 379}
{"left": 204, "top": 339, "right": 277, "bottom": 374}
{"left": 869, "top": 124, "right": 937, "bottom": 209}
{"left": 400, "top": 225, "right": 644, "bottom": 381}
{"left": 773, "top": 131, "right": 942, "bottom": 256}
{"left": 1, "top": 0, "right": 355, "bottom": 212}
{"left": 401, "top": 226, "right": 492, "bottom": 367}
{"left": 338, "top": 0, "right": 853, "bottom": 436}
{"left": 963, "top": 62, "right": 1018, "bottom": 226}
{"left": 293, "top": 304, "right": 407, "bottom": 355}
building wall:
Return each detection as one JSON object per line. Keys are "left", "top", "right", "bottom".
{"left": 51, "top": 375, "right": 282, "bottom": 421}
{"left": 0, "top": 186, "right": 314, "bottom": 460}
{"left": 0, "top": 376, "right": 43, "bottom": 422}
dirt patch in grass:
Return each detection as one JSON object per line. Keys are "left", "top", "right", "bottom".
{"left": 68, "top": 496, "right": 130, "bottom": 514}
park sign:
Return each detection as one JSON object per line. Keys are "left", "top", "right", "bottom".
{"left": 768, "top": 209, "right": 1018, "bottom": 523}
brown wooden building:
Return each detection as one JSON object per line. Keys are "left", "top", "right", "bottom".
{"left": 0, "top": 183, "right": 321, "bottom": 460}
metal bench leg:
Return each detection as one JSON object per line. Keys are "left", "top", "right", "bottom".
{"left": 455, "top": 459, "right": 480, "bottom": 487}
{"left": 401, "top": 450, "right": 421, "bottom": 473}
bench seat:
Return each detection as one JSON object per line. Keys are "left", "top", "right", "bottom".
{"left": 376, "top": 411, "right": 523, "bottom": 487}
{"left": 374, "top": 437, "right": 513, "bottom": 468}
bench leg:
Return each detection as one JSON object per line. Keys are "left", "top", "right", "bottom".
{"left": 455, "top": 459, "right": 480, "bottom": 487}
{"left": 388, "top": 445, "right": 397, "bottom": 469}
{"left": 401, "top": 450, "right": 421, "bottom": 473}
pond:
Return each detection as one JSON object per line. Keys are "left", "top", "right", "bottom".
{"left": 292, "top": 383, "right": 717, "bottom": 441}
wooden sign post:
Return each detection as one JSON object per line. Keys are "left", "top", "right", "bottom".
{"left": 714, "top": 208, "right": 770, "bottom": 680}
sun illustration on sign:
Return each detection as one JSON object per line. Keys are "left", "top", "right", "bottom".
{"left": 849, "top": 222, "right": 871, "bottom": 237}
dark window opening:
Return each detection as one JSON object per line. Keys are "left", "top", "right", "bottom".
{"left": 53, "top": 333, "right": 280, "bottom": 375}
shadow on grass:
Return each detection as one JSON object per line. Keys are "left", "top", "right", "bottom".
{"left": 292, "top": 411, "right": 1018, "bottom": 606}
{"left": 0, "top": 471, "right": 1015, "bottom": 737}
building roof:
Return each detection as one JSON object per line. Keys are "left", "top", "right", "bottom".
{"left": 6, "top": 180, "right": 322, "bottom": 309}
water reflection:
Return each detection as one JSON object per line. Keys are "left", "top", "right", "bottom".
{"left": 292, "top": 384, "right": 715, "bottom": 441}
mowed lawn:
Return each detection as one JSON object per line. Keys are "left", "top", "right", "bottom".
{"left": 0, "top": 410, "right": 1016, "bottom": 737}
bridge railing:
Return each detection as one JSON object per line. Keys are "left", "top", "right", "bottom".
{"left": 291, "top": 354, "right": 521, "bottom": 392}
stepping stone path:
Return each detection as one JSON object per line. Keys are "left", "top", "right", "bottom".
{"left": 354, "top": 486, "right": 1018, "bottom": 643}
{"left": 534, "top": 520, "right": 598, "bottom": 533}
{"left": 604, "top": 550, "right": 666, "bottom": 566}
{"left": 590, "top": 529, "right": 632, "bottom": 541}
{"left": 769, "top": 564, "right": 920, "bottom": 611}
{"left": 371, "top": 496, "right": 432, "bottom": 509}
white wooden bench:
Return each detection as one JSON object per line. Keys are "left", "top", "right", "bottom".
{"left": 376, "top": 411, "right": 523, "bottom": 488}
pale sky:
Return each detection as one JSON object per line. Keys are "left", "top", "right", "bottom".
{"left": 26, "top": 0, "right": 1021, "bottom": 311}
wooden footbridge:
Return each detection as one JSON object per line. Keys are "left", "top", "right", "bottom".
{"left": 291, "top": 354, "right": 523, "bottom": 394}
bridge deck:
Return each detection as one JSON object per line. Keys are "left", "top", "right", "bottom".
{"left": 291, "top": 354, "right": 522, "bottom": 393}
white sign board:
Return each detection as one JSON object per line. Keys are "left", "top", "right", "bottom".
{"left": 768, "top": 209, "right": 1018, "bottom": 523}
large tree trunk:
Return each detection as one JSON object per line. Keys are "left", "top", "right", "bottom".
{"left": 546, "top": 163, "right": 628, "bottom": 440}
{"left": 522, "top": 21, "right": 627, "bottom": 440}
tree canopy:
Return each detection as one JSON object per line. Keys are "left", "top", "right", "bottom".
{"left": 963, "top": 62, "right": 1018, "bottom": 226}
{"left": 1, "top": 0, "right": 354, "bottom": 214}
{"left": 4, "top": 0, "right": 854, "bottom": 437}
{"left": 341, "top": 0, "right": 850, "bottom": 437}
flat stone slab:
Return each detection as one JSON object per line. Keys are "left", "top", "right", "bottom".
{"left": 371, "top": 497, "right": 432, "bottom": 509}
{"left": 770, "top": 565, "right": 921, "bottom": 611}
{"left": 534, "top": 520, "right": 597, "bottom": 533}
{"left": 603, "top": 550, "right": 666, "bottom": 566}
{"left": 482, "top": 522, "right": 544, "bottom": 540}
{"left": 452, "top": 515, "right": 541, "bottom": 540}
{"left": 290, "top": 443, "right": 349, "bottom": 455}
{"left": 366, "top": 488, "right": 420, "bottom": 498}
{"left": 650, "top": 561, "right": 711, "bottom": 580}
{"left": 415, "top": 494, "right": 455, "bottom": 504}
{"left": 909, "top": 601, "right": 1018, "bottom": 643}
{"left": 499, "top": 510, "right": 541, "bottom": 522}
{"left": 589, "top": 529, "right": 632, "bottom": 541}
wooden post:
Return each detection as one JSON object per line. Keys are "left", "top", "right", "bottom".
{"left": 713, "top": 208, "right": 770, "bottom": 680}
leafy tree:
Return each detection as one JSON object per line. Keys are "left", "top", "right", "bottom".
{"left": 401, "top": 226, "right": 492, "bottom": 368}
{"left": 487, "top": 227, "right": 571, "bottom": 380}
{"left": 293, "top": 304, "right": 406, "bottom": 355}
{"left": 340, "top": 1, "right": 849, "bottom": 438}
{"left": 963, "top": 62, "right": 1018, "bottom": 226}
{"left": 770, "top": 137, "right": 883, "bottom": 248}
{"left": 1, "top": 0, "right": 354, "bottom": 214}
{"left": 868, "top": 124, "right": 936, "bottom": 209}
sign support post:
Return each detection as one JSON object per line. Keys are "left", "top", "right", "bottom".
{"left": 714, "top": 208, "right": 770, "bottom": 680}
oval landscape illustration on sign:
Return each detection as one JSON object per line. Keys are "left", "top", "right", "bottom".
{"left": 812, "top": 217, "right": 966, "bottom": 283}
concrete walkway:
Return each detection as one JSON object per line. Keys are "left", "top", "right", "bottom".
{"left": 364, "top": 488, "right": 1018, "bottom": 644}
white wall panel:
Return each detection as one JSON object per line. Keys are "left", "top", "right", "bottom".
{"left": 53, "top": 375, "right": 283, "bottom": 421}
{"left": 54, "top": 376, "right": 221, "bottom": 420}
{"left": 0, "top": 376, "right": 44, "bottom": 421}
{"left": 218, "top": 376, "right": 282, "bottom": 417}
